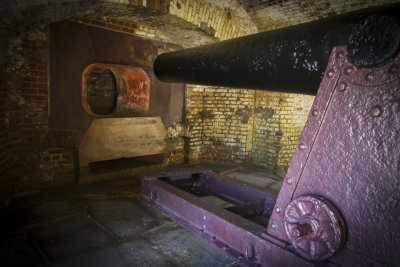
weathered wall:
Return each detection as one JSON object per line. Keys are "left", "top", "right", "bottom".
{"left": 252, "top": 92, "right": 314, "bottom": 174}
{"left": 0, "top": 41, "right": 10, "bottom": 205}
{"left": 185, "top": 85, "right": 255, "bottom": 163}
{"left": 185, "top": 86, "right": 314, "bottom": 173}
{"left": 6, "top": 28, "right": 52, "bottom": 194}
{"left": 2, "top": 16, "right": 189, "bottom": 198}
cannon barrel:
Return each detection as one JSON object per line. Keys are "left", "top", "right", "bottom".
{"left": 154, "top": 4, "right": 400, "bottom": 95}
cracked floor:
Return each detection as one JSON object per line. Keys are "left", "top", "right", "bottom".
{"left": 1, "top": 163, "right": 283, "bottom": 266}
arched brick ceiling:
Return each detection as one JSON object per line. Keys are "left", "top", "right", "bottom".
{"left": 0, "top": 0, "right": 399, "bottom": 47}
{"left": 237, "top": 0, "right": 400, "bottom": 31}
{"left": 0, "top": 1, "right": 217, "bottom": 48}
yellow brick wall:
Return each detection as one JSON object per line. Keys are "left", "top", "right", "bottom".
{"left": 185, "top": 86, "right": 314, "bottom": 173}
{"left": 200, "top": 87, "right": 255, "bottom": 163}
{"left": 251, "top": 92, "right": 314, "bottom": 174}
{"left": 185, "top": 85, "right": 205, "bottom": 162}
{"left": 185, "top": 85, "right": 255, "bottom": 163}
{"left": 169, "top": 0, "right": 258, "bottom": 40}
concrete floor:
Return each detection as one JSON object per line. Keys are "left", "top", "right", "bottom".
{"left": 1, "top": 164, "right": 283, "bottom": 267}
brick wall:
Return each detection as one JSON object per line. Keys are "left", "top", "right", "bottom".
{"left": 2, "top": 17, "right": 188, "bottom": 197}
{"left": 184, "top": 86, "right": 314, "bottom": 173}
{"left": 40, "top": 148, "right": 76, "bottom": 186}
{"left": 200, "top": 87, "right": 254, "bottom": 163}
{"left": 74, "top": 17, "right": 157, "bottom": 39}
{"left": 0, "top": 41, "right": 11, "bottom": 205}
{"left": 6, "top": 29, "right": 49, "bottom": 194}
{"left": 184, "top": 85, "right": 203, "bottom": 163}
{"left": 251, "top": 91, "right": 314, "bottom": 174}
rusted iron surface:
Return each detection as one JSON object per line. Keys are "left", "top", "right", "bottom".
{"left": 284, "top": 195, "right": 346, "bottom": 261}
{"left": 268, "top": 46, "right": 400, "bottom": 266}
{"left": 82, "top": 63, "right": 150, "bottom": 116}
{"left": 139, "top": 169, "right": 317, "bottom": 267}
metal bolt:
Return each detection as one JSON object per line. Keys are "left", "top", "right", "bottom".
{"left": 312, "top": 109, "right": 319, "bottom": 117}
{"left": 287, "top": 177, "right": 293, "bottom": 184}
{"left": 344, "top": 66, "right": 354, "bottom": 75}
{"left": 371, "top": 106, "right": 382, "bottom": 117}
{"left": 327, "top": 71, "right": 334, "bottom": 78}
{"left": 365, "top": 72, "right": 374, "bottom": 81}
{"left": 271, "top": 223, "right": 277, "bottom": 230}
{"left": 299, "top": 143, "right": 307, "bottom": 150}
{"left": 338, "top": 82, "right": 347, "bottom": 92}
{"left": 292, "top": 223, "right": 312, "bottom": 237}
{"left": 275, "top": 207, "right": 281, "bottom": 213}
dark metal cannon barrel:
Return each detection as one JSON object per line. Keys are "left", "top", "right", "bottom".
{"left": 154, "top": 4, "right": 400, "bottom": 95}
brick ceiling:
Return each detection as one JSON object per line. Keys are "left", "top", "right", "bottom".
{"left": 237, "top": 0, "right": 400, "bottom": 31}
{"left": 0, "top": 0, "right": 399, "bottom": 48}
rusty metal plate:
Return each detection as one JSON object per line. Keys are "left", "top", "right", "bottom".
{"left": 268, "top": 47, "right": 400, "bottom": 266}
{"left": 82, "top": 63, "right": 150, "bottom": 116}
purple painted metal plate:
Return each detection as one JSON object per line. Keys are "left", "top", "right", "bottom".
{"left": 268, "top": 47, "right": 400, "bottom": 266}
{"left": 284, "top": 195, "right": 346, "bottom": 261}
{"left": 139, "top": 169, "right": 315, "bottom": 266}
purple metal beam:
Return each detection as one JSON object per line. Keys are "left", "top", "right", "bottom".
{"left": 139, "top": 169, "right": 315, "bottom": 266}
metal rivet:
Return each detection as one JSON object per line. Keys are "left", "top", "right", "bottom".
{"left": 344, "top": 66, "right": 354, "bottom": 75}
{"left": 275, "top": 207, "right": 281, "bottom": 213}
{"left": 365, "top": 72, "right": 373, "bottom": 81}
{"left": 271, "top": 223, "right": 277, "bottom": 230}
{"left": 327, "top": 71, "right": 334, "bottom": 78}
{"left": 312, "top": 109, "right": 319, "bottom": 117}
{"left": 299, "top": 143, "right": 307, "bottom": 150}
{"left": 371, "top": 106, "right": 382, "bottom": 117}
{"left": 338, "top": 82, "right": 347, "bottom": 92}
{"left": 287, "top": 178, "right": 293, "bottom": 184}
